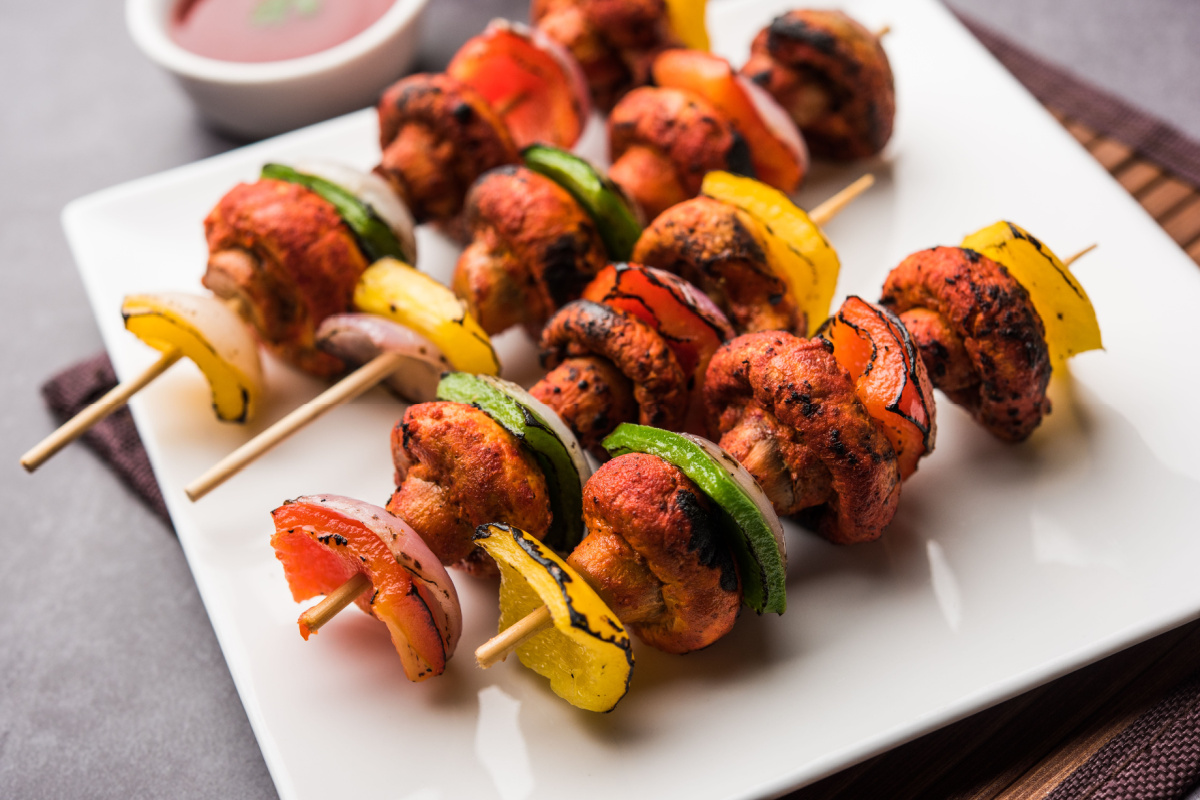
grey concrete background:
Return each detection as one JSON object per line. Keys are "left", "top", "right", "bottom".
{"left": 2, "top": 1, "right": 1198, "bottom": 797}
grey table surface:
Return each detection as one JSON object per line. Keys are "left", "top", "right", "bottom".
{"left": 3, "top": 1, "right": 1199, "bottom": 797}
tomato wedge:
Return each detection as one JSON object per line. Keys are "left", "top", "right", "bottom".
{"left": 652, "top": 49, "right": 808, "bottom": 193}
{"left": 271, "top": 495, "right": 462, "bottom": 682}
{"left": 447, "top": 19, "right": 590, "bottom": 150}
{"left": 819, "top": 296, "right": 936, "bottom": 481}
{"left": 583, "top": 263, "right": 733, "bottom": 434}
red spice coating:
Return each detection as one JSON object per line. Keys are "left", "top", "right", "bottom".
{"left": 376, "top": 73, "right": 519, "bottom": 224}
{"left": 880, "top": 246, "right": 1051, "bottom": 442}
{"left": 568, "top": 452, "right": 741, "bottom": 654}
{"left": 530, "top": 356, "right": 638, "bottom": 459}
{"left": 632, "top": 196, "right": 804, "bottom": 336}
{"left": 453, "top": 166, "right": 608, "bottom": 336}
{"left": 741, "top": 9, "right": 894, "bottom": 161}
{"left": 532, "top": 0, "right": 677, "bottom": 111}
{"left": 608, "top": 87, "right": 747, "bottom": 221}
{"left": 706, "top": 331, "right": 900, "bottom": 545}
{"left": 387, "top": 402, "right": 552, "bottom": 576}
{"left": 538, "top": 300, "right": 688, "bottom": 437}
{"left": 202, "top": 178, "right": 368, "bottom": 378}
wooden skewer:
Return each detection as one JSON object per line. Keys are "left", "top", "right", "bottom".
{"left": 298, "top": 572, "right": 373, "bottom": 637}
{"left": 21, "top": 349, "right": 182, "bottom": 473}
{"left": 476, "top": 605, "right": 553, "bottom": 669}
{"left": 185, "top": 350, "right": 407, "bottom": 502}
{"left": 809, "top": 174, "right": 875, "bottom": 227}
{"left": 1063, "top": 244, "right": 1097, "bottom": 267}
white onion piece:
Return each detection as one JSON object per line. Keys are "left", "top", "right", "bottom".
{"left": 315, "top": 313, "right": 452, "bottom": 403}
{"left": 126, "top": 291, "right": 263, "bottom": 386}
{"left": 294, "top": 494, "right": 462, "bottom": 656}
{"left": 485, "top": 18, "right": 593, "bottom": 130}
{"left": 477, "top": 373, "right": 593, "bottom": 493}
{"left": 738, "top": 75, "right": 810, "bottom": 177}
{"left": 294, "top": 159, "right": 418, "bottom": 264}
{"left": 681, "top": 432, "right": 787, "bottom": 570}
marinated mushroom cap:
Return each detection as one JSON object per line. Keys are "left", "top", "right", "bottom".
{"left": 880, "top": 246, "right": 1052, "bottom": 442}
{"left": 453, "top": 165, "right": 608, "bottom": 337}
{"left": 376, "top": 73, "right": 520, "bottom": 224}
{"left": 705, "top": 331, "right": 900, "bottom": 545}
{"left": 568, "top": 451, "right": 740, "bottom": 653}
{"left": 608, "top": 86, "right": 754, "bottom": 221}
{"left": 532, "top": 0, "right": 679, "bottom": 111}
{"left": 536, "top": 299, "right": 688, "bottom": 452}
{"left": 203, "top": 178, "right": 370, "bottom": 378}
{"left": 632, "top": 196, "right": 804, "bottom": 335}
{"left": 741, "top": 9, "right": 894, "bottom": 161}
{"left": 387, "top": 402, "right": 553, "bottom": 576}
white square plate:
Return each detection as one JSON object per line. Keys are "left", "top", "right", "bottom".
{"left": 62, "top": 1, "right": 1200, "bottom": 798}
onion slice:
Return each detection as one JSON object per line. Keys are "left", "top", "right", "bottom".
{"left": 315, "top": 313, "right": 452, "bottom": 403}
{"left": 272, "top": 494, "right": 462, "bottom": 678}
{"left": 681, "top": 432, "right": 788, "bottom": 572}
{"left": 477, "top": 374, "right": 593, "bottom": 493}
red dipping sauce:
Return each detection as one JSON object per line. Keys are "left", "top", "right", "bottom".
{"left": 170, "top": 0, "right": 396, "bottom": 63}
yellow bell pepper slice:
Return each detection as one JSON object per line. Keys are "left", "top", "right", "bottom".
{"left": 121, "top": 292, "right": 263, "bottom": 423}
{"left": 353, "top": 258, "right": 500, "bottom": 376}
{"left": 474, "top": 523, "right": 633, "bottom": 712}
{"left": 961, "top": 221, "right": 1103, "bottom": 371}
{"left": 665, "top": 0, "right": 709, "bottom": 51}
{"left": 702, "top": 171, "right": 840, "bottom": 337}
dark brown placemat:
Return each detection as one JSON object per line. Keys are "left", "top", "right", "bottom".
{"left": 41, "top": 351, "right": 171, "bottom": 526}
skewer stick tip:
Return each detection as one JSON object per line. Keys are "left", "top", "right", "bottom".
{"left": 298, "top": 572, "right": 373, "bottom": 639}
{"left": 19, "top": 349, "right": 181, "bottom": 473}
{"left": 1063, "top": 243, "right": 1097, "bottom": 267}
{"left": 475, "top": 605, "right": 554, "bottom": 669}
{"left": 809, "top": 173, "right": 876, "bottom": 227}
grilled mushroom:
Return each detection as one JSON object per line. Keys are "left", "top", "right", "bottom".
{"left": 741, "top": 10, "right": 894, "bottom": 161}
{"left": 376, "top": 73, "right": 519, "bottom": 225}
{"left": 705, "top": 331, "right": 900, "bottom": 544}
{"left": 453, "top": 166, "right": 608, "bottom": 336}
{"left": 387, "top": 402, "right": 553, "bottom": 576}
{"left": 880, "top": 246, "right": 1051, "bottom": 442}
{"left": 568, "top": 452, "right": 741, "bottom": 653}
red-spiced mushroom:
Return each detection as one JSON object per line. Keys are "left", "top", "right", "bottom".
{"left": 453, "top": 166, "right": 608, "bottom": 337}
{"left": 376, "top": 73, "right": 519, "bottom": 225}
{"left": 880, "top": 246, "right": 1051, "bottom": 442}
{"left": 741, "top": 9, "right": 894, "bottom": 161}
{"left": 534, "top": 300, "right": 688, "bottom": 454}
{"left": 568, "top": 452, "right": 741, "bottom": 654}
{"left": 202, "top": 178, "right": 369, "bottom": 378}
{"left": 387, "top": 402, "right": 553, "bottom": 576}
{"left": 631, "top": 195, "right": 805, "bottom": 336}
{"left": 608, "top": 86, "right": 753, "bottom": 221}
{"left": 532, "top": 0, "right": 678, "bottom": 111}
{"left": 705, "top": 332, "right": 900, "bottom": 545}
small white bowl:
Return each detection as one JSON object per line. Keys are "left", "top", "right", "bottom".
{"left": 127, "top": 0, "right": 429, "bottom": 139}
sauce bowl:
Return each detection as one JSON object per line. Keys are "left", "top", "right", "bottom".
{"left": 127, "top": 0, "right": 429, "bottom": 139}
